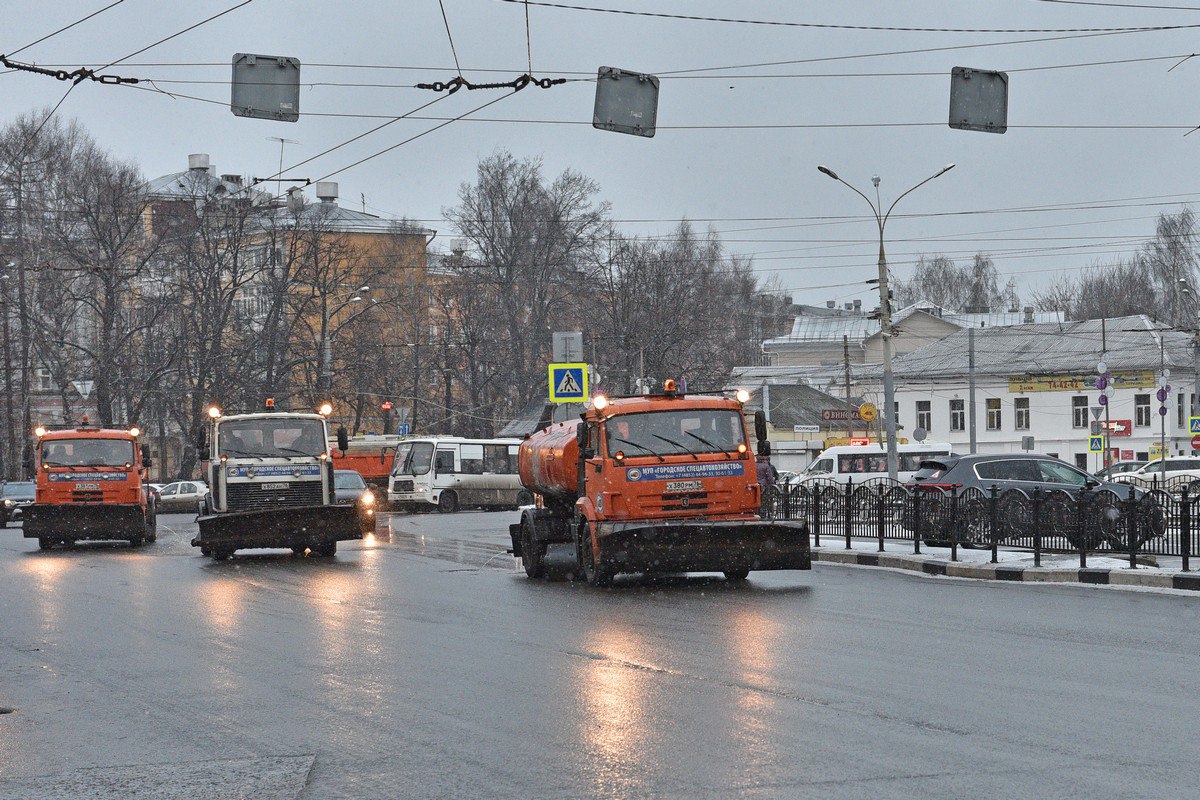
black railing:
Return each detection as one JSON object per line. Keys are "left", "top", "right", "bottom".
{"left": 766, "top": 477, "right": 1195, "bottom": 570}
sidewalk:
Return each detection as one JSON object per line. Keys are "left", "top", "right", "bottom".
{"left": 811, "top": 536, "right": 1200, "bottom": 592}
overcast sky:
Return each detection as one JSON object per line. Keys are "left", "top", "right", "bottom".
{"left": 4, "top": 0, "right": 1200, "bottom": 309}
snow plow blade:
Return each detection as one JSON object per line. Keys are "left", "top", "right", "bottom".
{"left": 23, "top": 503, "right": 145, "bottom": 541}
{"left": 594, "top": 519, "right": 811, "bottom": 575}
{"left": 191, "top": 504, "right": 362, "bottom": 552}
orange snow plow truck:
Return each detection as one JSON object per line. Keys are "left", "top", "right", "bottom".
{"left": 510, "top": 383, "right": 811, "bottom": 585}
{"left": 23, "top": 422, "right": 157, "bottom": 550}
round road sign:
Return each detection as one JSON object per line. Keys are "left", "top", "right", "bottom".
{"left": 1192, "top": 435, "right": 1200, "bottom": 451}
{"left": 912, "top": 426, "right": 928, "bottom": 442}
{"left": 858, "top": 402, "right": 878, "bottom": 422}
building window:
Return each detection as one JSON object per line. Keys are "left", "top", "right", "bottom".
{"left": 916, "top": 400, "right": 931, "bottom": 431}
{"left": 894, "top": 401, "right": 900, "bottom": 428}
{"left": 1135, "top": 394, "right": 1151, "bottom": 427}
{"left": 950, "top": 399, "right": 965, "bottom": 432}
{"left": 36, "top": 367, "right": 54, "bottom": 392}
{"left": 1072, "top": 395, "right": 1089, "bottom": 428}
{"left": 987, "top": 398, "right": 1002, "bottom": 430}
{"left": 1179, "top": 394, "right": 1196, "bottom": 429}
{"left": 1015, "top": 397, "right": 1030, "bottom": 430}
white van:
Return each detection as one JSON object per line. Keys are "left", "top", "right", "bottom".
{"left": 793, "top": 443, "right": 954, "bottom": 486}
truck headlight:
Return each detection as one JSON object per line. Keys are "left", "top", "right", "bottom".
{"left": 360, "top": 492, "right": 375, "bottom": 507}
{"left": 2, "top": 499, "right": 12, "bottom": 507}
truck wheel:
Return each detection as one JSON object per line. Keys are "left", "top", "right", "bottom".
{"left": 520, "top": 518, "right": 545, "bottom": 579}
{"left": 212, "top": 550, "right": 232, "bottom": 561}
{"left": 576, "top": 523, "right": 612, "bottom": 587}
{"left": 38, "top": 538, "right": 54, "bottom": 550}
{"left": 291, "top": 547, "right": 308, "bottom": 556}
{"left": 437, "top": 491, "right": 459, "bottom": 514}
{"left": 145, "top": 509, "right": 158, "bottom": 543}
{"left": 129, "top": 534, "right": 145, "bottom": 548}
{"left": 199, "top": 546, "right": 212, "bottom": 557}
{"left": 314, "top": 542, "right": 337, "bottom": 557}
{"left": 515, "top": 490, "right": 534, "bottom": 508}
{"left": 724, "top": 568, "right": 750, "bottom": 582}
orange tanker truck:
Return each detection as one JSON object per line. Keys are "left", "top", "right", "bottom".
{"left": 510, "top": 382, "right": 811, "bottom": 585}
{"left": 23, "top": 420, "right": 158, "bottom": 550}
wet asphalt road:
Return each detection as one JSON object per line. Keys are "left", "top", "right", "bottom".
{"left": 1, "top": 510, "right": 1198, "bottom": 799}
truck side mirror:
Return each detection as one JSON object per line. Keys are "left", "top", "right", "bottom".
{"left": 141, "top": 444, "right": 153, "bottom": 468}
{"left": 754, "top": 410, "right": 768, "bottom": 443}
{"left": 337, "top": 425, "right": 349, "bottom": 453}
{"left": 758, "top": 440, "right": 772, "bottom": 457}
{"left": 199, "top": 446, "right": 211, "bottom": 461}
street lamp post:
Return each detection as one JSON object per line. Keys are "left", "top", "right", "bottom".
{"left": 817, "top": 163, "right": 955, "bottom": 481}
{"left": 319, "top": 285, "right": 374, "bottom": 398}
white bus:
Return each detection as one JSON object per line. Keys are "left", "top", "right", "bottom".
{"left": 387, "top": 437, "right": 532, "bottom": 512}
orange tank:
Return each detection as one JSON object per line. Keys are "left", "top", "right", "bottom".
{"left": 517, "top": 419, "right": 581, "bottom": 504}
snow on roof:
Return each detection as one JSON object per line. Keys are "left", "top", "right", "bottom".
{"left": 888, "top": 315, "right": 1188, "bottom": 378}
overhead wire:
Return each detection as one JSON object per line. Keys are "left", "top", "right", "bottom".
{"left": 437, "top": 0, "right": 464, "bottom": 78}
{"left": 4, "top": 0, "right": 127, "bottom": 59}
{"left": 499, "top": 1, "right": 1200, "bottom": 33}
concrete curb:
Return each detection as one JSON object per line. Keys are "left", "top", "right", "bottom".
{"left": 811, "top": 547, "right": 1200, "bottom": 592}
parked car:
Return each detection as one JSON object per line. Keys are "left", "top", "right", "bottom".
{"left": 156, "top": 480, "right": 209, "bottom": 513}
{"left": 334, "top": 469, "right": 377, "bottom": 532}
{"left": 1, "top": 481, "right": 36, "bottom": 527}
{"left": 1094, "top": 460, "right": 1147, "bottom": 480}
{"left": 905, "top": 453, "right": 1162, "bottom": 550}
{"left": 1110, "top": 457, "right": 1200, "bottom": 492}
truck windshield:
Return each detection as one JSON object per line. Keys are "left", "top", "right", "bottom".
{"left": 393, "top": 442, "right": 433, "bottom": 476}
{"left": 218, "top": 418, "right": 327, "bottom": 459}
{"left": 605, "top": 409, "right": 746, "bottom": 458}
{"left": 41, "top": 438, "right": 134, "bottom": 467}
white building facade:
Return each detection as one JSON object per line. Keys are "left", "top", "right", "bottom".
{"left": 882, "top": 316, "right": 1195, "bottom": 472}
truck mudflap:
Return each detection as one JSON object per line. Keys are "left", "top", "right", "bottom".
{"left": 191, "top": 504, "right": 362, "bottom": 552}
{"left": 594, "top": 519, "right": 811, "bottom": 575}
{"left": 23, "top": 503, "right": 146, "bottom": 542}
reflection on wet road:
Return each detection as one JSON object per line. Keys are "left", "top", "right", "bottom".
{"left": 0, "top": 510, "right": 1198, "bottom": 798}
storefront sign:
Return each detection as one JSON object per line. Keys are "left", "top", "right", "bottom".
{"left": 1007, "top": 370, "right": 1155, "bottom": 393}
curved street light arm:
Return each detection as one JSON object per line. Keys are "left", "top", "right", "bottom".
{"left": 882, "top": 164, "right": 955, "bottom": 228}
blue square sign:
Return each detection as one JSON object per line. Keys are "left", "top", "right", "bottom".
{"left": 548, "top": 363, "right": 588, "bottom": 403}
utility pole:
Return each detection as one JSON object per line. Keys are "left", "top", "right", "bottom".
{"left": 843, "top": 335, "right": 853, "bottom": 441}
{"left": 968, "top": 326, "right": 977, "bottom": 454}
{"left": 1102, "top": 318, "right": 1111, "bottom": 469}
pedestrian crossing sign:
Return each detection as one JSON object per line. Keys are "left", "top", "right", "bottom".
{"left": 1190, "top": 416, "right": 1200, "bottom": 434}
{"left": 548, "top": 362, "right": 588, "bottom": 403}
{"left": 1088, "top": 436, "right": 1104, "bottom": 453}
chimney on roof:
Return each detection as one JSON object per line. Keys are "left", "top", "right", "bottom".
{"left": 844, "top": 302, "right": 854, "bottom": 310}
{"left": 826, "top": 300, "right": 836, "bottom": 309}
{"left": 188, "top": 153, "right": 210, "bottom": 172}
{"left": 315, "top": 181, "right": 339, "bottom": 203}
{"left": 1023, "top": 305, "right": 1035, "bottom": 323}
{"left": 220, "top": 174, "right": 243, "bottom": 186}
{"left": 853, "top": 299, "right": 861, "bottom": 311}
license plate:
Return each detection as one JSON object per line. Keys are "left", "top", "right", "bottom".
{"left": 262, "top": 482, "right": 288, "bottom": 490}
{"left": 75, "top": 483, "right": 100, "bottom": 491}
{"left": 665, "top": 480, "right": 702, "bottom": 492}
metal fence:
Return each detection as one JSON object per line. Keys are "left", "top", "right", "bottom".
{"left": 763, "top": 477, "right": 1197, "bottom": 571}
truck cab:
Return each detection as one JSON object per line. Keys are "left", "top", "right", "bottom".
{"left": 191, "top": 407, "right": 363, "bottom": 560}
{"left": 24, "top": 422, "right": 157, "bottom": 549}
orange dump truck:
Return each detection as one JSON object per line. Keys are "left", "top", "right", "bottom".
{"left": 510, "top": 384, "right": 811, "bottom": 585}
{"left": 24, "top": 422, "right": 157, "bottom": 549}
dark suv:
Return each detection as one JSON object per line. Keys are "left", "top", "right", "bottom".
{"left": 1, "top": 481, "right": 36, "bottom": 527}
{"left": 905, "top": 453, "right": 1161, "bottom": 549}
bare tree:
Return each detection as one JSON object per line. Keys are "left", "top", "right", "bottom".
{"left": 894, "top": 253, "right": 1017, "bottom": 312}
{"left": 444, "top": 152, "right": 608, "bottom": 411}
